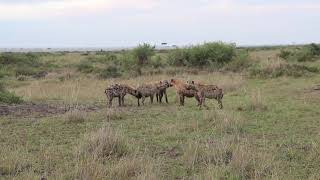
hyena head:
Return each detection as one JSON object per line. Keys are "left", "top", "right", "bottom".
{"left": 160, "top": 80, "right": 172, "bottom": 88}
{"left": 186, "top": 80, "right": 195, "bottom": 85}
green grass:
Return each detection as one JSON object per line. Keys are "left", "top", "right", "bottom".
{"left": 0, "top": 48, "right": 320, "bottom": 179}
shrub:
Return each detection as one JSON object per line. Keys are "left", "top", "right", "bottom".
{"left": 308, "top": 43, "right": 320, "bottom": 56}
{"left": 15, "top": 66, "right": 39, "bottom": 76}
{"left": 0, "top": 53, "right": 41, "bottom": 67}
{"left": 168, "top": 42, "right": 236, "bottom": 67}
{"left": 132, "top": 43, "right": 155, "bottom": 65}
{"left": 279, "top": 44, "right": 319, "bottom": 62}
{"left": 99, "top": 65, "right": 122, "bottom": 79}
{"left": 295, "top": 49, "right": 314, "bottom": 62}
{"left": 0, "top": 90, "right": 23, "bottom": 104}
{"left": 77, "top": 61, "right": 95, "bottom": 73}
{"left": 224, "top": 50, "right": 250, "bottom": 72}
{"left": 150, "top": 55, "right": 164, "bottom": 69}
{"left": 249, "top": 63, "right": 319, "bottom": 78}
{"left": 167, "top": 48, "right": 189, "bottom": 66}
{"left": 279, "top": 50, "right": 292, "bottom": 60}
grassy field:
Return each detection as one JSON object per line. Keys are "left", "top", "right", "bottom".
{"left": 1, "top": 45, "right": 320, "bottom": 179}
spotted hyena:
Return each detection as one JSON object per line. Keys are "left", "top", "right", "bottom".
{"left": 104, "top": 84, "right": 140, "bottom": 107}
{"left": 170, "top": 79, "right": 200, "bottom": 106}
{"left": 154, "top": 80, "right": 172, "bottom": 103}
{"left": 187, "top": 80, "right": 224, "bottom": 109}
{"left": 136, "top": 84, "right": 158, "bottom": 106}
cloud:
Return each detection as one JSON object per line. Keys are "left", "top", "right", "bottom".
{"left": 0, "top": 0, "right": 158, "bottom": 20}
{"left": 204, "top": 0, "right": 320, "bottom": 14}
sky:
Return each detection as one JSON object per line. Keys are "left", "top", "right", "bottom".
{"left": 0, "top": 0, "right": 320, "bottom": 48}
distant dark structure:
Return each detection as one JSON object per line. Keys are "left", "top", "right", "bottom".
{"left": 161, "top": 43, "right": 168, "bottom": 45}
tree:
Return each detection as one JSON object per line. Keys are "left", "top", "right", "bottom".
{"left": 132, "top": 43, "right": 155, "bottom": 65}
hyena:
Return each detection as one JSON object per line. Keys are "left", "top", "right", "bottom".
{"left": 170, "top": 79, "right": 200, "bottom": 106}
{"left": 104, "top": 84, "right": 140, "bottom": 107}
{"left": 155, "top": 80, "right": 172, "bottom": 103}
{"left": 136, "top": 84, "right": 158, "bottom": 106}
{"left": 187, "top": 80, "right": 224, "bottom": 109}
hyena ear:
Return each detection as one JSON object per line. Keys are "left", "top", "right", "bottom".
{"left": 160, "top": 81, "right": 162, "bottom": 83}
{"left": 192, "top": 81, "right": 195, "bottom": 84}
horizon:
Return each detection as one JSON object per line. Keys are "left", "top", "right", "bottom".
{"left": 1, "top": 0, "right": 320, "bottom": 48}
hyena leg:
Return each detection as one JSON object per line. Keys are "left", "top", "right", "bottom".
{"left": 164, "top": 90, "right": 168, "bottom": 104}
{"left": 218, "top": 98, "right": 223, "bottom": 109}
{"left": 202, "top": 98, "right": 209, "bottom": 109}
{"left": 137, "top": 98, "right": 140, "bottom": 106}
{"left": 156, "top": 93, "right": 159, "bottom": 102}
{"left": 108, "top": 96, "right": 113, "bottom": 108}
{"left": 118, "top": 97, "right": 121, "bottom": 107}
{"left": 179, "top": 94, "right": 184, "bottom": 106}
{"left": 150, "top": 95, "right": 154, "bottom": 104}
{"left": 142, "top": 96, "right": 146, "bottom": 105}
{"left": 121, "top": 95, "right": 125, "bottom": 106}
{"left": 159, "top": 92, "right": 164, "bottom": 103}
{"left": 195, "top": 94, "right": 201, "bottom": 106}
{"left": 158, "top": 92, "right": 162, "bottom": 103}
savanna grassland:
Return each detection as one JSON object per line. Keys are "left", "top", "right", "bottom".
{"left": 1, "top": 43, "right": 320, "bottom": 179}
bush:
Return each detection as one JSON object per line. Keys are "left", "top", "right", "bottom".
{"left": 99, "top": 66, "right": 122, "bottom": 79}
{"left": 132, "top": 43, "right": 155, "bottom": 65}
{"left": 168, "top": 48, "right": 189, "bottom": 66}
{"left": 150, "top": 55, "right": 164, "bottom": 69}
{"left": 15, "top": 66, "right": 39, "bottom": 76}
{"left": 0, "top": 90, "right": 23, "bottom": 104}
{"left": 77, "top": 61, "right": 95, "bottom": 73}
{"left": 249, "top": 63, "right": 319, "bottom": 78}
{"left": 308, "top": 43, "right": 320, "bottom": 56}
{"left": 279, "top": 50, "right": 292, "bottom": 60}
{"left": 168, "top": 42, "right": 236, "bottom": 67}
{"left": 224, "top": 51, "right": 250, "bottom": 72}
{"left": 0, "top": 53, "right": 41, "bottom": 67}
{"left": 279, "top": 44, "right": 319, "bottom": 62}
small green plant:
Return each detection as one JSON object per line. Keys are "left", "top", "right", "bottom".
{"left": 77, "top": 61, "right": 95, "bottom": 73}
{"left": 15, "top": 66, "right": 39, "bottom": 76}
{"left": 249, "top": 63, "right": 319, "bottom": 78}
{"left": 279, "top": 50, "right": 292, "bottom": 60}
{"left": 308, "top": 43, "right": 320, "bottom": 56}
{"left": 224, "top": 50, "right": 250, "bottom": 72}
{"left": 99, "top": 65, "right": 122, "bottom": 79}
{"left": 150, "top": 55, "right": 164, "bottom": 69}
{"left": 167, "top": 48, "right": 189, "bottom": 66}
{"left": 0, "top": 89, "right": 23, "bottom": 104}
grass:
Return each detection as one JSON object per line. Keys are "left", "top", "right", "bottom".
{"left": 0, "top": 47, "right": 320, "bottom": 179}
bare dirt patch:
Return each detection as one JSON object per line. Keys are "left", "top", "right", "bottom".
{"left": 0, "top": 103, "right": 100, "bottom": 117}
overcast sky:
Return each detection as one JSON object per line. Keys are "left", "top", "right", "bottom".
{"left": 1, "top": 0, "right": 319, "bottom": 48}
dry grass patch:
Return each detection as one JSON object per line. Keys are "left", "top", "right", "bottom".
{"left": 0, "top": 148, "right": 32, "bottom": 177}
{"left": 248, "top": 89, "right": 268, "bottom": 111}
{"left": 77, "top": 125, "right": 129, "bottom": 160}
{"left": 203, "top": 110, "right": 244, "bottom": 134}
{"left": 182, "top": 136, "right": 278, "bottom": 179}
{"left": 73, "top": 125, "right": 161, "bottom": 179}
{"left": 65, "top": 109, "right": 87, "bottom": 123}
